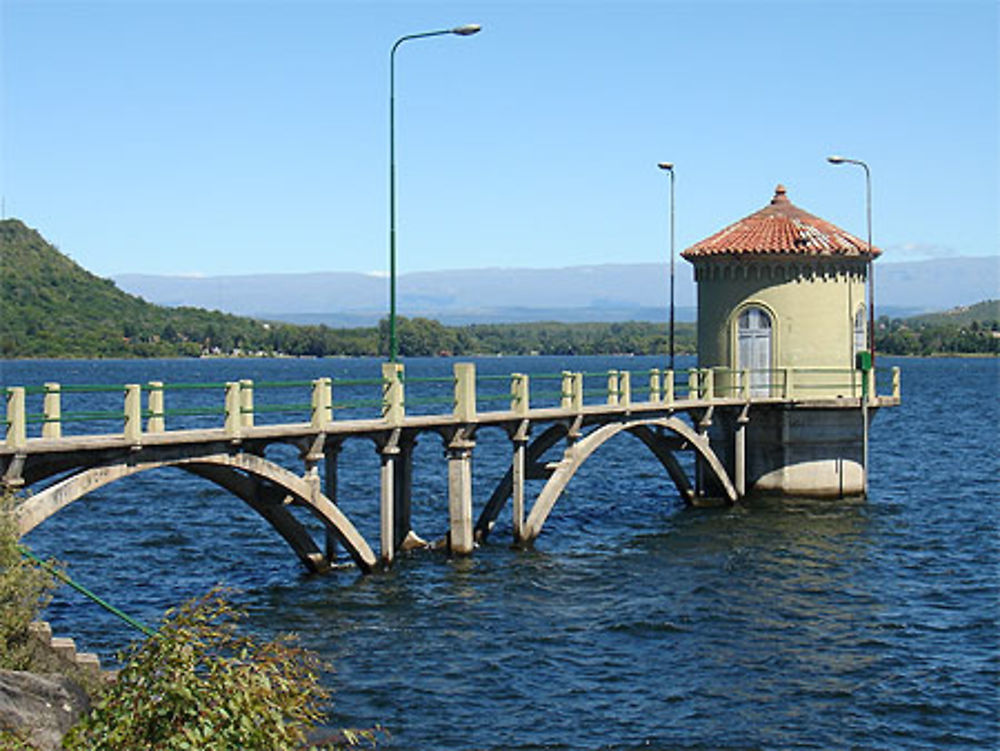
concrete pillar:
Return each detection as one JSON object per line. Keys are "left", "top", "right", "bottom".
{"left": 734, "top": 413, "right": 748, "bottom": 498}
{"left": 510, "top": 373, "right": 529, "bottom": 415}
{"left": 663, "top": 370, "right": 674, "bottom": 405}
{"left": 124, "top": 384, "right": 142, "bottom": 444}
{"left": 688, "top": 369, "right": 699, "bottom": 400}
{"left": 240, "top": 379, "right": 255, "bottom": 428}
{"left": 5, "top": 387, "right": 26, "bottom": 449}
{"left": 42, "top": 383, "right": 61, "bottom": 439}
{"left": 571, "top": 372, "right": 584, "bottom": 412}
{"left": 560, "top": 371, "right": 573, "bottom": 410}
{"left": 323, "top": 442, "right": 341, "bottom": 562}
{"left": 619, "top": 370, "right": 631, "bottom": 409}
{"left": 311, "top": 377, "right": 332, "bottom": 428}
{"left": 382, "top": 363, "right": 404, "bottom": 426}
{"left": 379, "top": 445, "right": 398, "bottom": 566}
{"left": 648, "top": 369, "right": 661, "bottom": 403}
{"left": 147, "top": 381, "right": 165, "bottom": 433}
{"left": 606, "top": 370, "right": 619, "bottom": 405}
{"left": 224, "top": 382, "right": 241, "bottom": 437}
{"left": 447, "top": 439, "right": 475, "bottom": 555}
{"left": 703, "top": 369, "right": 715, "bottom": 400}
{"left": 453, "top": 363, "right": 476, "bottom": 422}
{"left": 512, "top": 434, "right": 527, "bottom": 543}
{"left": 393, "top": 436, "right": 416, "bottom": 550}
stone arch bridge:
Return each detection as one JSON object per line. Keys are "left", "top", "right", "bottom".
{"left": 2, "top": 363, "right": 899, "bottom": 574}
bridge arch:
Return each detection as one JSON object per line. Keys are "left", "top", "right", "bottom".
{"left": 15, "top": 453, "right": 377, "bottom": 574}
{"left": 520, "top": 417, "right": 737, "bottom": 543}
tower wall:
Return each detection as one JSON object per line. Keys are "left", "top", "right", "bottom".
{"left": 709, "top": 404, "right": 870, "bottom": 500}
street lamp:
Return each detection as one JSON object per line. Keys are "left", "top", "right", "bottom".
{"left": 388, "top": 24, "right": 482, "bottom": 362}
{"left": 657, "top": 162, "right": 676, "bottom": 371}
{"left": 828, "top": 154, "right": 875, "bottom": 499}
{"left": 827, "top": 155, "right": 875, "bottom": 369}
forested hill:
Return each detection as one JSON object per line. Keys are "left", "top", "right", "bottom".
{"left": 0, "top": 219, "right": 692, "bottom": 358}
{"left": 0, "top": 219, "right": 294, "bottom": 357}
{"left": 1, "top": 218, "right": 993, "bottom": 359}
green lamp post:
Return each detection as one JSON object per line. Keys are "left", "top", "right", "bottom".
{"left": 388, "top": 24, "right": 481, "bottom": 361}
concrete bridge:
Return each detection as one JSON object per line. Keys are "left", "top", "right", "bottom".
{"left": 2, "top": 362, "right": 900, "bottom": 574}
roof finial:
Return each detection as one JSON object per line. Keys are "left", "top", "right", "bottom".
{"left": 771, "top": 184, "right": 788, "bottom": 204}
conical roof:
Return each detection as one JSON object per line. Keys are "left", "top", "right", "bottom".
{"left": 681, "top": 185, "right": 880, "bottom": 260}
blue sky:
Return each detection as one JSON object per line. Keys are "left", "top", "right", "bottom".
{"left": 2, "top": 0, "right": 997, "bottom": 277}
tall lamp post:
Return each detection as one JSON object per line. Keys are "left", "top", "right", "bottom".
{"left": 827, "top": 155, "right": 875, "bottom": 369}
{"left": 828, "top": 154, "right": 875, "bottom": 498}
{"left": 657, "top": 162, "right": 676, "bottom": 371}
{"left": 389, "top": 24, "right": 481, "bottom": 362}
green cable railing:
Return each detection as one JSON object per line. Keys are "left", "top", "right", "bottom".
{"left": 17, "top": 544, "right": 156, "bottom": 638}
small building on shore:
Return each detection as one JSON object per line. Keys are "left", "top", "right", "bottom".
{"left": 682, "top": 184, "right": 881, "bottom": 498}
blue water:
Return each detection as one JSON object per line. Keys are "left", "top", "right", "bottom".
{"left": 2, "top": 355, "right": 998, "bottom": 750}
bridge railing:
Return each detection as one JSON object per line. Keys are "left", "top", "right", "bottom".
{"left": 3, "top": 363, "right": 901, "bottom": 448}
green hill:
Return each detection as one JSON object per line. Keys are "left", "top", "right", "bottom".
{"left": 905, "top": 299, "right": 1000, "bottom": 327}
{"left": 2, "top": 217, "right": 992, "bottom": 359}
{"left": 0, "top": 219, "right": 693, "bottom": 359}
{"left": 877, "top": 299, "right": 999, "bottom": 356}
{"left": 0, "top": 219, "right": 287, "bottom": 358}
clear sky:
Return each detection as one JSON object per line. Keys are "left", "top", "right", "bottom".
{"left": 2, "top": 0, "right": 997, "bottom": 278}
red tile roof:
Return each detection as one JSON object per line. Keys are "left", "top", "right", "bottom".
{"left": 681, "top": 185, "right": 881, "bottom": 260}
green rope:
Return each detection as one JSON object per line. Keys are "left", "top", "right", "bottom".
{"left": 16, "top": 544, "right": 156, "bottom": 638}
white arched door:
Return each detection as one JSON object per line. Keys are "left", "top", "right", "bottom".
{"left": 738, "top": 307, "right": 772, "bottom": 396}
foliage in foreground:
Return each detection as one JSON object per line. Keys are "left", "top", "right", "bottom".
{"left": 0, "top": 496, "right": 57, "bottom": 673}
{"left": 63, "top": 589, "right": 377, "bottom": 750}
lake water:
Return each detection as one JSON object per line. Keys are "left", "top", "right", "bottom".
{"left": 2, "top": 355, "right": 998, "bottom": 750}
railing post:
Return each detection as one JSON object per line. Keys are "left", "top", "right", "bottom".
{"left": 5, "top": 387, "right": 26, "bottom": 449}
{"left": 124, "top": 384, "right": 142, "bottom": 444}
{"left": 784, "top": 368, "right": 794, "bottom": 400}
{"left": 892, "top": 366, "right": 901, "bottom": 400}
{"left": 687, "top": 368, "right": 699, "bottom": 399}
{"left": 663, "top": 369, "right": 674, "bottom": 405}
{"left": 741, "top": 369, "right": 750, "bottom": 401}
{"left": 648, "top": 368, "right": 661, "bottom": 402}
{"left": 240, "top": 379, "right": 255, "bottom": 428}
{"left": 42, "top": 383, "right": 61, "bottom": 439}
{"left": 607, "top": 370, "right": 619, "bottom": 406}
{"left": 382, "top": 363, "right": 405, "bottom": 426}
{"left": 619, "top": 370, "right": 631, "bottom": 409}
{"left": 571, "top": 372, "right": 584, "bottom": 411}
{"left": 224, "top": 382, "right": 241, "bottom": 437}
{"left": 703, "top": 369, "right": 715, "bottom": 401}
{"left": 453, "top": 363, "right": 477, "bottom": 422}
{"left": 866, "top": 367, "right": 876, "bottom": 405}
{"left": 560, "top": 371, "right": 573, "bottom": 410}
{"left": 510, "top": 373, "right": 529, "bottom": 415}
{"left": 147, "top": 381, "right": 165, "bottom": 433}
{"left": 311, "top": 377, "right": 332, "bottom": 429}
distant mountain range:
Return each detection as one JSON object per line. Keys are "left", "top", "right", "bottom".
{"left": 114, "top": 257, "right": 999, "bottom": 327}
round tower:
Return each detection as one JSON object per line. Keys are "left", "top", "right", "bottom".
{"left": 683, "top": 184, "right": 881, "bottom": 498}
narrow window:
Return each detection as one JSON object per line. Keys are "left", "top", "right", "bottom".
{"left": 737, "top": 307, "right": 772, "bottom": 397}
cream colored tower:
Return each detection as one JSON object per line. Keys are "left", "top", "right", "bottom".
{"left": 683, "top": 184, "right": 882, "bottom": 498}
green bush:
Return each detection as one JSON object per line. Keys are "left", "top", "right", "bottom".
{"left": 63, "top": 589, "right": 377, "bottom": 750}
{"left": 0, "top": 496, "right": 57, "bottom": 672}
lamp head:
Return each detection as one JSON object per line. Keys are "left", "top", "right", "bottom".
{"left": 657, "top": 162, "right": 674, "bottom": 171}
{"left": 827, "top": 155, "right": 846, "bottom": 164}
{"left": 452, "top": 24, "right": 482, "bottom": 36}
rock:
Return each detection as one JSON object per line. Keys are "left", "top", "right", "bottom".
{"left": 0, "top": 669, "right": 90, "bottom": 751}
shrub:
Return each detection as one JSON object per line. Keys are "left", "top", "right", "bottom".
{"left": 63, "top": 589, "right": 377, "bottom": 750}
{"left": 0, "top": 495, "right": 57, "bottom": 672}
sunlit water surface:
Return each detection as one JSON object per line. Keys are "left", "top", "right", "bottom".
{"left": 3, "top": 355, "right": 997, "bottom": 750}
